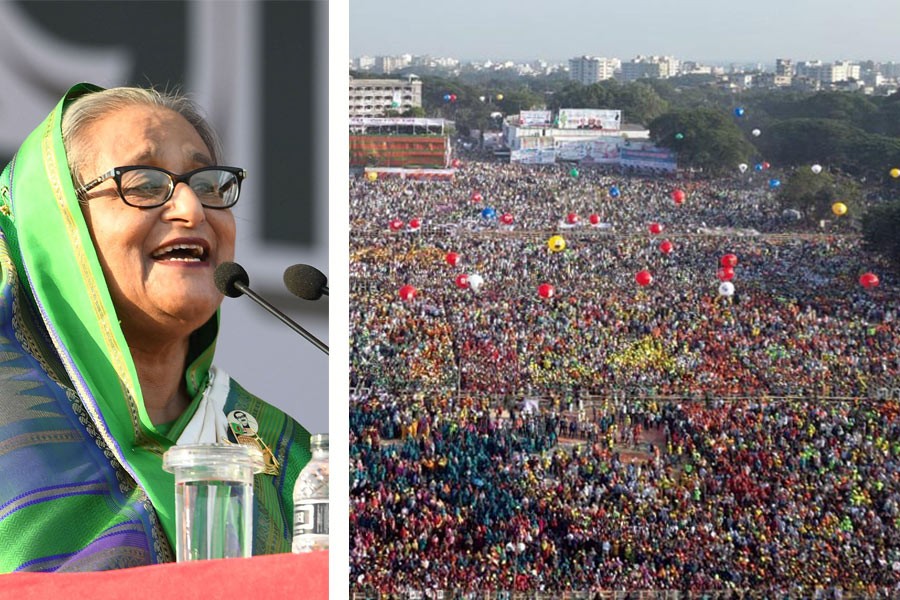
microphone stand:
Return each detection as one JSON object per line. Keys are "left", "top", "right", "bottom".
{"left": 234, "top": 281, "right": 329, "bottom": 355}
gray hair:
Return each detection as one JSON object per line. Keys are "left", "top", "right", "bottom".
{"left": 61, "top": 86, "right": 223, "bottom": 186}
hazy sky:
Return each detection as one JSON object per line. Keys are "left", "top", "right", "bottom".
{"left": 350, "top": 0, "right": 900, "bottom": 65}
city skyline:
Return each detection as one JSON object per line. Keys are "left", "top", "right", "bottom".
{"left": 350, "top": 0, "right": 900, "bottom": 65}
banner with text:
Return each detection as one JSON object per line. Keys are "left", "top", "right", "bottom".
{"left": 518, "top": 110, "right": 553, "bottom": 127}
{"left": 510, "top": 148, "right": 557, "bottom": 164}
{"left": 619, "top": 145, "right": 678, "bottom": 171}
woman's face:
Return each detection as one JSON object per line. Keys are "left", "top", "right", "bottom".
{"left": 78, "top": 104, "right": 236, "bottom": 342}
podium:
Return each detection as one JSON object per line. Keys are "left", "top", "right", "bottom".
{"left": 0, "top": 551, "right": 328, "bottom": 599}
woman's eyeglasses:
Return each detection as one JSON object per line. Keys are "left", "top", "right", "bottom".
{"left": 76, "top": 165, "right": 246, "bottom": 209}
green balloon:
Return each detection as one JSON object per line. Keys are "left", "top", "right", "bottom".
{"left": 675, "top": 132, "right": 684, "bottom": 140}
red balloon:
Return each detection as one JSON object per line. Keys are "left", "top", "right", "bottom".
{"left": 589, "top": 214, "right": 600, "bottom": 225}
{"left": 399, "top": 285, "right": 417, "bottom": 301}
{"left": 649, "top": 222, "right": 664, "bottom": 235}
{"left": 455, "top": 274, "right": 470, "bottom": 289}
{"left": 716, "top": 267, "right": 735, "bottom": 282}
{"left": 445, "top": 252, "right": 461, "bottom": 267}
{"left": 720, "top": 253, "right": 738, "bottom": 268}
{"left": 408, "top": 218, "right": 421, "bottom": 230}
{"left": 762, "top": 161, "right": 771, "bottom": 170}
{"left": 671, "top": 189, "right": 686, "bottom": 204}
{"left": 500, "top": 213, "right": 514, "bottom": 225}
{"left": 859, "top": 272, "right": 880, "bottom": 288}
{"left": 451, "top": 158, "right": 461, "bottom": 168}
{"left": 635, "top": 270, "right": 653, "bottom": 286}
{"left": 538, "top": 283, "right": 555, "bottom": 299}
{"left": 389, "top": 219, "right": 404, "bottom": 231}
{"left": 566, "top": 212, "right": 579, "bottom": 225}
{"left": 659, "top": 240, "right": 673, "bottom": 255}
{"left": 450, "top": 94, "right": 457, "bottom": 102}
{"left": 471, "top": 192, "right": 483, "bottom": 203}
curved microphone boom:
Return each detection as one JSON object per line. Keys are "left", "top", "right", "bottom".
{"left": 214, "top": 262, "right": 329, "bottom": 355}
{"left": 283, "top": 264, "right": 328, "bottom": 300}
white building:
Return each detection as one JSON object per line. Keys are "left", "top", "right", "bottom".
{"left": 375, "top": 55, "right": 409, "bottom": 74}
{"left": 620, "top": 56, "right": 679, "bottom": 81}
{"left": 568, "top": 56, "right": 616, "bottom": 84}
{"left": 354, "top": 55, "right": 376, "bottom": 71}
{"left": 349, "top": 76, "right": 423, "bottom": 117}
{"left": 796, "top": 60, "right": 861, "bottom": 86}
{"left": 825, "top": 61, "right": 861, "bottom": 83}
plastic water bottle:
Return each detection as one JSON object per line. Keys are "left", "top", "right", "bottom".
{"left": 292, "top": 433, "right": 329, "bottom": 552}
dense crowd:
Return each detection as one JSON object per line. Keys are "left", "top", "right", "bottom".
{"left": 349, "top": 157, "right": 900, "bottom": 597}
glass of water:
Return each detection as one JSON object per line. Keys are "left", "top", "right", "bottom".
{"left": 162, "top": 443, "right": 265, "bottom": 561}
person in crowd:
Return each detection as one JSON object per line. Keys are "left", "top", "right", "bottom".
{"left": 0, "top": 83, "right": 310, "bottom": 571}
{"left": 349, "top": 155, "right": 900, "bottom": 597}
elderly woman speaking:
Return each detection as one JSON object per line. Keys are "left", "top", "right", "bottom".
{"left": 0, "top": 83, "right": 311, "bottom": 571}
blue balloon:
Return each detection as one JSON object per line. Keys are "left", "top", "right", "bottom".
{"left": 481, "top": 207, "right": 496, "bottom": 219}
{"left": 443, "top": 93, "right": 452, "bottom": 102}
{"left": 754, "top": 163, "right": 764, "bottom": 172}
{"left": 768, "top": 178, "right": 781, "bottom": 189}
{"left": 609, "top": 186, "right": 620, "bottom": 198}
{"left": 734, "top": 107, "right": 745, "bottom": 117}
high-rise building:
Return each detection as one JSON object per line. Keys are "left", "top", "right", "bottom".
{"left": 353, "top": 56, "right": 376, "bottom": 71}
{"left": 826, "top": 61, "right": 861, "bottom": 83}
{"left": 619, "top": 56, "right": 678, "bottom": 82}
{"left": 568, "top": 56, "right": 615, "bottom": 85}
{"left": 775, "top": 58, "right": 793, "bottom": 77}
{"left": 374, "top": 55, "right": 408, "bottom": 74}
{"left": 796, "top": 60, "right": 861, "bottom": 85}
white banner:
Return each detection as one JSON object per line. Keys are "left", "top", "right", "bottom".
{"left": 518, "top": 110, "right": 552, "bottom": 127}
{"left": 350, "top": 116, "right": 448, "bottom": 128}
{"left": 510, "top": 148, "right": 556, "bottom": 164}
{"left": 557, "top": 108, "right": 621, "bottom": 131}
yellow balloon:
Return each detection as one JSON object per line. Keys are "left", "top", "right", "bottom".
{"left": 891, "top": 168, "right": 900, "bottom": 179}
{"left": 496, "top": 94, "right": 504, "bottom": 101}
{"left": 547, "top": 235, "right": 566, "bottom": 252}
{"left": 366, "top": 171, "right": 378, "bottom": 181}
{"left": 832, "top": 202, "right": 847, "bottom": 216}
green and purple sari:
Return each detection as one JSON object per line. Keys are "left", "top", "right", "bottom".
{"left": 0, "top": 83, "right": 310, "bottom": 572}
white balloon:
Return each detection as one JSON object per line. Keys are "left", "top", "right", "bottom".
{"left": 738, "top": 163, "right": 748, "bottom": 173}
{"left": 718, "top": 281, "right": 735, "bottom": 296}
{"left": 468, "top": 273, "right": 485, "bottom": 292}
{"left": 751, "top": 129, "right": 761, "bottom": 137}
{"left": 811, "top": 164, "right": 823, "bottom": 174}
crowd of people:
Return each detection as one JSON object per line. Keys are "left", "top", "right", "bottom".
{"left": 348, "top": 155, "right": 900, "bottom": 597}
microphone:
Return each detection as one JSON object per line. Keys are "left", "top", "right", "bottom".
{"left": 214, "top": 262, "right": 329, "bottom": 355}
{"left": 283, "top": 264, "right": 329, "bottom": 300}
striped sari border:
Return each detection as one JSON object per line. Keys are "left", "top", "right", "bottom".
{"left": 0, "top": 480, "right": 107, "bottom": 522}
{"left": 14, "top": 522, "right": 149, "bottom": 572}
{"left": 0, "top": 429, "right": 82, "bottom": 459}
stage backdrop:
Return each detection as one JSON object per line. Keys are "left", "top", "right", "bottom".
{"left": 0, "top": 0, "right": 329, "bottom": 433}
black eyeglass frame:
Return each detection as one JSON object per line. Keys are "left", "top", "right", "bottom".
{"left": 75, "top": 165, "right": 247, "bottom": 209}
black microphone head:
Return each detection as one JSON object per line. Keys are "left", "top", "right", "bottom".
{"left": 283, "top": 264, "right": 327, "bottom": 300}
{"left": 214, "top": 262, "right": 250, "bottom": 298}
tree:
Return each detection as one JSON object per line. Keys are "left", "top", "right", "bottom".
{"left": 862, "top": 201, "right": 900, "bottom": 267}
{"left": 755, "top": 118, "right": 864, "bottom": 167}
{"left": 649, "top": 108, "right": 754, "bottom": 174}
{"left": 799, "top": 91, "right": 878, "bottom": 125}
{"left": 613, "top": 81, "right": 669, "bottom": 126}
{"left": 547, "top": 82, "right": 615, "bottom": 111}
{"left": 778, "top": 168, "right": 862, "bottom": 227}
